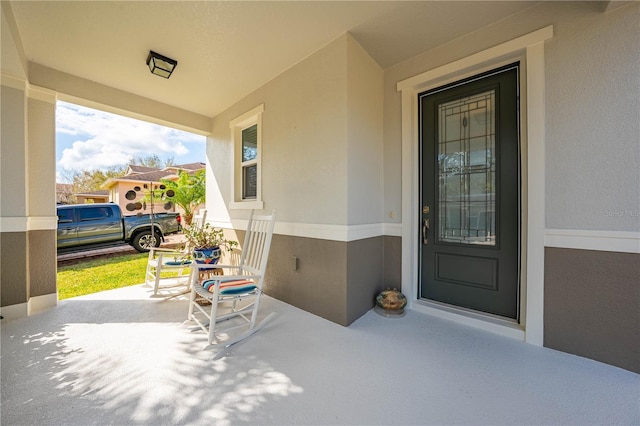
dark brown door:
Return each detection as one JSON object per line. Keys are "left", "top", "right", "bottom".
{"left": 420, "top": 64, "right": 520, "bottom": 319}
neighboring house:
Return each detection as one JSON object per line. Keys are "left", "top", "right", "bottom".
{"left": 101, "top": 162, "right": 205, "bottom": 218}
{"left": 74, "top": 189, "right": 109, "bottom": 204}
{"left": 125, "top": 165, "right": 158, "bottom": 175}
{"left": 56, "top": 184, "right": 109, "bottom": 204}
{"left": 1, "top": 2, "right": 638, "bottom": 374}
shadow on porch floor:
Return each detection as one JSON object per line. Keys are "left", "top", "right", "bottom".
{"left": 1, "top": 284, "right": 638, "bottom": 425}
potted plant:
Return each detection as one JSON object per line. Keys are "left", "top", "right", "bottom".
{"left": 182, "top": 223, "right": 238, "bottom": 264}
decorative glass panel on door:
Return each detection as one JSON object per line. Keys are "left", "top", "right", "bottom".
{"left": 437, "top": 90, "right": 496, "bottom": 245}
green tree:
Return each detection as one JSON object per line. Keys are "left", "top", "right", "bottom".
{"left": 71, "top": 166, "right": 124, "bottom": 193}
{"left": 59, "top": 155, "right": 176, "bottom": 193}
{"left": 131, "top": 154, "right": 174, "bottom": 169}
{"left": 159, "top": 169, "right": 206, "bottom": 225}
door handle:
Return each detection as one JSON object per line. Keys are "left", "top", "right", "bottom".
{"left": 422, "top": 218, "right": 430, "bottom": 245}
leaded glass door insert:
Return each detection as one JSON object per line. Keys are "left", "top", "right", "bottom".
{"left": 420, "top": 64, "right": 520, "bottom": 320}
{"left": 438, "top": 91, "right": 496, "bottom": 246}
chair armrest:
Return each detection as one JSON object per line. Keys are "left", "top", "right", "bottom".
{"left": 191, "top": 263, "right": 238, "bottom": 271}
{"left": 191, "top": 265, "right": 259, "bottom": 276}
{"left": 202, "top": 273, "right": 260, "bottom": 281}
{"left": 191, "top": 264, "right": 263, "bottom": 281}
{"left": 151, "top": 247, "right": 186, "bottom": 255}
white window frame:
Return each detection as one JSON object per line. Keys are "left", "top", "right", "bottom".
{"left": 229, "top": 104, "right": 264, "bottom": 210}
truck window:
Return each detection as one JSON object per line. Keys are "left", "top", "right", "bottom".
{"left": 58, "top": 209, "right": 73, "bottom": 223}
{"left": 80, "top": 207, "right": 114, "bottom": 221}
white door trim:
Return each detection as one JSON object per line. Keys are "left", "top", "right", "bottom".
{"left": 397, "top": 26, "right": 553, "bottom": 346}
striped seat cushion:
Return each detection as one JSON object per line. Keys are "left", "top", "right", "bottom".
{"left": 201, "top": 278, "right": 256, "bottom": 295}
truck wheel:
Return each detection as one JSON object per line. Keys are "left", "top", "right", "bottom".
{"left": 132, "top": 230, "right": 161, "bottom": 252}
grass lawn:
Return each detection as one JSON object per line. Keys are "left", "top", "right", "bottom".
{"left": 57, "top": 253, "right": 151, "bottom": 299}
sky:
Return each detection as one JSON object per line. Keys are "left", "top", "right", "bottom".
{"left": 55, "top": 101, "right": 206, "bottom": 182}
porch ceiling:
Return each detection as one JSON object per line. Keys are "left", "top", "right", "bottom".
{"left": 7, "top": 1, "right": 542, "bottom": 117}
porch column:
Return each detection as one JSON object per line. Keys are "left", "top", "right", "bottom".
{"left": 1, "top": 75, "right": 58, "bottom": 320}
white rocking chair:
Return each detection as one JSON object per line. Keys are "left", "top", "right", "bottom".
{"left": 145, "top": 209, "right": 207, "bottom": 297}
{"left": 187, "top": 210, "right": 276, "bottom": 349}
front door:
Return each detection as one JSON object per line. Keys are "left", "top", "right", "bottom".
{"left": 420, "top": 63, "right": 520, "bottom": 320}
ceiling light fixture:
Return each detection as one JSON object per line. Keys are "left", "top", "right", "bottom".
{"left": 146, "top": 50, "right": 178, "bottom": 79}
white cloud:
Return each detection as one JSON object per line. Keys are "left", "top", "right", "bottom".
{"left": 56, "top": 102, "right": 204, "bottom": 171}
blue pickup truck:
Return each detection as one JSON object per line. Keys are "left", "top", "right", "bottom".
{"left": 57, "top": 203, "right": 181, "bottom": 252}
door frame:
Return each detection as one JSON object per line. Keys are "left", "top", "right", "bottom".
{"left": 397, "top": 26, "right": 553, "bottom": 345}
{"left": 420, "top": 63, "right": 521, "bottom": 320}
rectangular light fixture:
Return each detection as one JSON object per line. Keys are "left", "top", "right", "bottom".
{"left": 146, "top": 50, "right": 178, "bottom": 79}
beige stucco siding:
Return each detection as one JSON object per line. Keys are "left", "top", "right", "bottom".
{"left": 208, "top": 34, "right": 350, "bottom": 226}
{"left": 544, "top": 3, "right": 639, "bottom": 232}
{"left": 383, "top": 1, "right": 640, "bottom": 234}
{"left": 208, "top": 33, "right": 386, "bottom": 325}
{"left": 28, "top": 94, "right": 56, "bottom": 217}
{"left": 208, "top": 33, "right": 385, "bottom": 228}
{"left": 346, "top": 35, "right": 384, "bottom": 226}
{"left": 1, "top": 68, "right": 58, "bottom": 314}
{"left": 1, "top": 85, "right": 27, "bottom": 218}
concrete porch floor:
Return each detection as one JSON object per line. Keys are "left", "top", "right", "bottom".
{"left": 1, "top": 285, "right": 638, "bottom": 425}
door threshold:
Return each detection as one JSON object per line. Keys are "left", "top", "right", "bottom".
{"left": 412, "top": 299, "right": 525, "bottom": 341}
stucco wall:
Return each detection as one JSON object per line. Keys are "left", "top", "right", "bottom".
{"left": 0, "top": 232, "right": 28, "bottom": 306}
{"left": 28, "top": 230, "right": 57, "bottom": 298}
{"left": 383, "top": 1, "right": 639, "bottom": 234}
{"left": 1, "top": 4, "right": 58, "bottom": 316}
{"left": 109, "top": 181, "right": 178, "bottom": 217}
{"left": 1, "top": 85, "right": 27, "bottom": 218}
{"left": 28, "top": 95, "right": 56, "bottom": 217}
{"left": 208, "top": 32, "right": 384, "bottom": 228}
{"left": 544, "top": 4, "right": 639, "bottom": 231}
{"left": 346, "top": 36, "right": 384, "bottom": 226}
{"left": 381, "top": 2, "right": 639, "bottom": 372}
{"left": 1, "top": 76, "right": 58, "bottom": 314}
{"left": 346, "top": 236, "right": 384, "bottom": 324}
{"left": 264, "top": 234, "right": 349, "bottom": 325}
{"left": 208, "top": 34, "right": 350, "bottom": 225}
{"left": 545, "top": 248, "right": 640, "bottom": 373}
{"left": 208, "top": 33, "right": 385, "bottom": 324}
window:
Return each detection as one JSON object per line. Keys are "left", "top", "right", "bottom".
{"left": 79, "top": 206, "right": 113, "bottom": 221}
{"left": 58, "top": 209, "right": 73, "bottom": 223}
{"left": 230, "top": 104, "right": 264, "bottom": 210}
{"left": 242, "top": 124, "right": 258, "bottom": 199}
